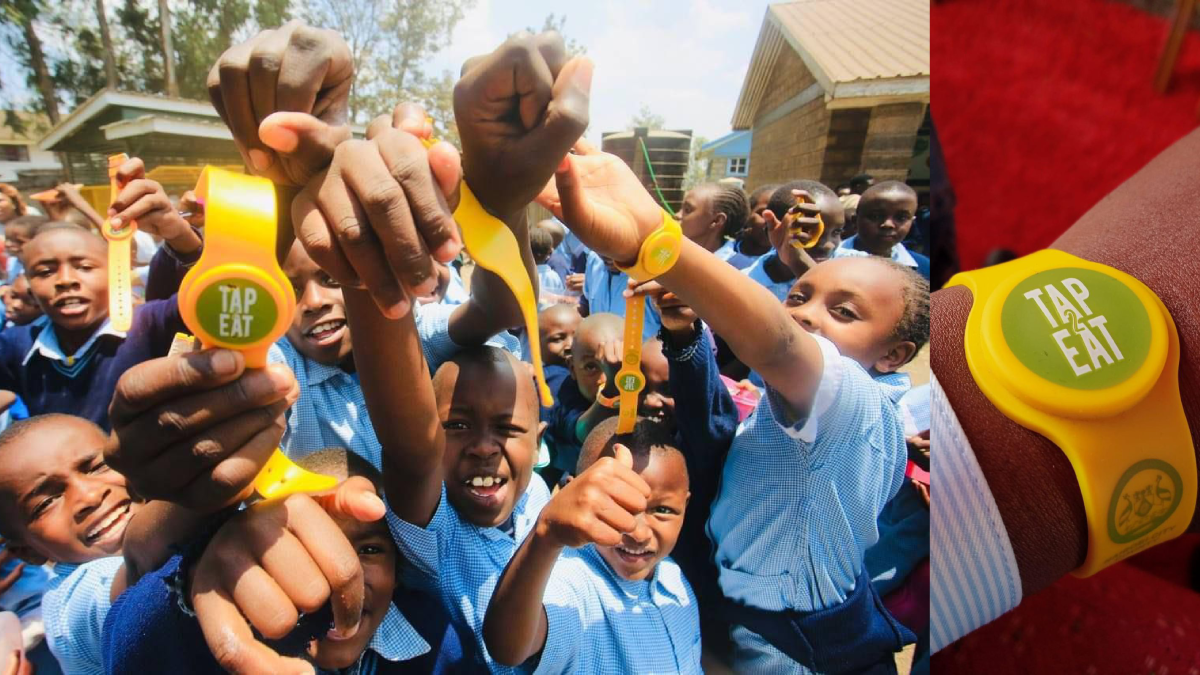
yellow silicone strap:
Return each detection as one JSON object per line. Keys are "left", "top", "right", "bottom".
{"left": 789, "top": 193, "right": 825, "bottom": 250}
{"left": 178, "top": 167, "right": 334, "bottom": 500}
{"left": 947, "top": 249, "right": 1196, "bottom": 576}
{"left": 615, "top": 293, "right": 646, "bottom": 434}
{"left": 102, "top": 154, "right": 135, "bottom": 331}
{"left": 618, "top": 210, "right": 683, "bottom": 282}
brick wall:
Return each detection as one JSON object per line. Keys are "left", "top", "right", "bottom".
{"left": 745, "top": 46, "right": 829, "bottom": 190}
{"left": 859, "top": 102, "right": 928, "bottom": 182}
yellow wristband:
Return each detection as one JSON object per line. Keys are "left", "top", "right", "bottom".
{"left": 947, "top": 249, "right": 1196, "bottom": 576}
{"left": 788, "top": 193, "right": 824, "bottom": 250}
{"left": 178, "top": 167, "right": 336, "bottom": 500}
{"left": 618, "top": 210, "right": 682, "bottom": 282}
{"left": 615, "top": 293, "right": 646, "bottom": 434}
{"left": 102, "top": 154, "right": 136, "bottom": 331}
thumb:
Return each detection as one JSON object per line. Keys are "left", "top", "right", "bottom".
{"left": 259, "top": 112, "right": 351, "bottom": 173}
{"left": 533, "top": 56, "right": 592, "bottom": 161}
{"left": 551, "top": 155, "right": 593, "bottom": 230}
{"left": 613, "top": 443, "right": 633, "bottom": 469}
{"left": 427, "top": 141, "right": 462, "bottom": 210}
{"left": 316, "top": 476, "right": 385, "bottom": 523}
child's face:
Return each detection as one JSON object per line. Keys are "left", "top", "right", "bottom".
{"left": 0, "top": 417, "right": 137, "bottom": 564}
{"left": 311, "top": 513, "right": 397, "bottom": 669}
{"left": 436, "top": 356, "right": 539, "bottom": 528}
{"left": 0, "top": 195, "right": 15, "bottom": 222}
{"left": 785, "top": 257, "right": 908, "bottom": 371}
{"left": 638, "top": 340, "right": 674, "bottom": 424}
{"left": 24, "top": 229, "right": 109, "bottom": 334}
{"left": 678, "top": 187, "right": 718, "bottom": 245}
{"left": 744, "top": 191, "right": 773, "bottom": 251}
{"left": 5, "top": 276, "right": 41, "bottom": 326}
{"left": 856, "top": 187, "right": 917, "bottom": 251}
{"left": 596, "top": 448, "right": 689, "bottom": 582}
{"left": 283, "top": 241, "right": 352, "bottom": 366}
{"left": 4, "top": 226, "right": 29, "bottom": 259}
{"left": 571, "top": 321, "right": 622, "bottom": 400}
{"left": 778, "top": 192, "right": 845, "bottom": 267}
{"left": 539, "top": 305, "right": 581, "bottom": 367}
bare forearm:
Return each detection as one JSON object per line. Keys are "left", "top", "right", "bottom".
{"left": 484, "top": 529, "right": 561, "bottom": 666}
{"left": 343, "top": 289, "right": 444, "bottom": 524}
{"left": 449, "top": 210, "right": 537, "bottom": 346}
{"left": 660, "top": 238, "right": 821, "bottom": 410}
{"left": 122, "top": 501, "right": 207, "bottom": 585}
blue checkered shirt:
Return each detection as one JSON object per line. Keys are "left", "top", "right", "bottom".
{"left": 269, "top": 301, "right": 520, "bottom": 469}
{"left": 537, "top": 545, "right": 701, "bottom": 674}
{"left": 582, "top": 252, "right": 661, "bottom": 342}
{"left": 742, "top": 255, "right": 795, "bottom": 303}
{"left": 43, "top": 556, "right": 124, "bottom": 675}
{"left": 707, "top": 334, "right": 909, "bottom": 612}
{"left": 386, "top": 479, "right": 551, "bottom": 673}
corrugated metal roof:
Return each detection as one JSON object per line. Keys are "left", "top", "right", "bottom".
{"left": 731, "top": 0, "right": 929, "bottom": 129}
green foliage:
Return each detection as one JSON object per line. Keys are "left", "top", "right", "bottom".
{"left": 627, "top": 103, "right": 666, "bottom": 131}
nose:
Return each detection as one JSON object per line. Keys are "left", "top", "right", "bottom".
{"left": 790, "top": 302, "right": 820, "bottom": 333}
{"left": 72, "top": 478, "right": 109, "bottom": 524}
{"left": 298, "top": 280, "right": 330, "bottom": 314}
{"left": 463, "top": 430, "right": 502, "bottom": 460}
{"left": 55, "top": 265, "right": 80, "bottom": 291}
{"left": 625, "top": 515, "right": 652, "bottom": 548}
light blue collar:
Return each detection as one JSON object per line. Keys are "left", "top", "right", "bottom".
{"left": 22, "top": 315, "right": 126, "bottom": 367}
{"left": 366, "top": 601, "right": 430, "bottom": 662}
{"left": 838, "top": 235, "right": 918, "bottom": 267}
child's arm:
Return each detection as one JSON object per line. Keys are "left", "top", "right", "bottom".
{"left": 119, "top": 501, "right": 210, "bottom": 588}
{"left": 539, "top": 142, "right": 826, "bottom": 417}
{"left": 573, "top": 337, "right": 624, "bottom": 444}
{"left": 484, "top": 444, "right": 649, "bottom": 666}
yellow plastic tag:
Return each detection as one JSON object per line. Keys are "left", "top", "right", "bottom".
{"left": 102, "top": 154, "right": 136, "bottom": 331}
{"left": 789, "top": 193, "right": 824, "bottom": 250}
{"left": 615, "top": 294, "right": 646, "bottom": 434}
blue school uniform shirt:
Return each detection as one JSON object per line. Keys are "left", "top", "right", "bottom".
{"left": 537, "top": 545, "right": 701, "bottom": 674}
{"left": 268, "top": 301, "right": 521, "bottom": 470}
{"left": 707, "top": 334, "right": 909, "bottom": 613}
{"left": 536, "top": 264, "right": 567, "bottom": 309}
{"left": 742, "top": 254, "right": 795, "bottom": 303}
{"left": 715, "top": 239, "right": 760, "bottom": 271}
{"left": 42, "top": 556, "right": 124, "bottom": 675}
{"left": 543, "top": 370, "right": 591, "bottom": 475}
{"left": 385, "top": 478, "right": 552, "bottom": 673}
{"left": 582, "top": 252, "right": 661, "bottom": 343}
{"left": 833, "top": 235, "right": 931, "bottom": 281}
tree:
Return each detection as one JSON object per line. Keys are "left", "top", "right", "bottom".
{"left": 517, "top": 13, "right": 586, "bottom": 57}
{"left": 682, "top": 135, "right": 710, "bottom": 191}
{"left": 94, "top": 0, "right": 118, "bottom": 88}
{"left": 2, "top": 0, "right": 62, "bottom": 123}
{"left": 305, "top": 0, "right": 385, "bottom": 122}
{"left": 158, "top": 0, "right": 178, "bottom": 97}
{"left": 627, "top": 104, "right": 666, "bottom": 131}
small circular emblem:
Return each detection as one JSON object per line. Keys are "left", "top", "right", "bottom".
{"left": 1107, "top": 459, "right": 1182, "bottom": 544}
{"left": 1001, "top": 268, "right": 1150, "bottom": 390}
{"left": 195, "top": 278, "right": 278, "bottom": 346}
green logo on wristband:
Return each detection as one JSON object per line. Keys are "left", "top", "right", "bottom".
{"left": 1001, "top": 268, "right": 1150, "bottom": 389}
{"left": 1108, "top": 459, "right": 1182, "bottom": 544}
{"left": 195, "top": 278, "right": 278, "bottom": 346}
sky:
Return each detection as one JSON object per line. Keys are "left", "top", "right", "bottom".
{"left": 428, "top": 0, "right": 774, "bottom": 145}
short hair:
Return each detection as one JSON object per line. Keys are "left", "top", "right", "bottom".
{"left": 529, "top": 223, "right": 555, "bottom": 262}
{"left": 3, "top": 215, "right": 46, "bottom": 234}
{"left": 850, "top": 173, "right": 875, "bottom": 188}
{"left": 748, "top": 184, "right": 779, "bottom": 207}
{"left": 862, "top": 180, "right": 917, "bottom": 202}
{"left": 0, "top": 184, "right": 26, "bottom": 217}
{"left": 767, "top": 180, "right": 838, "bottom": 220}
{"left": 294, "top": 448, "right": 384, "bottom": 495}
{"left": 29, "top": 220, "right": 89, "bottom": 240}
{"left": 578, "top": 416, "right": 687, "bottom": 485}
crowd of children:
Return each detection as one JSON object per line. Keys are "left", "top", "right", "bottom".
{"left": 0, "top": 19, "right": 929, "bottom": 675}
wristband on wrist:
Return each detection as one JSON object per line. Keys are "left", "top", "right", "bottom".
{"left": 615, "top": 293, "right": 647, "bottom": 434}
{"left": 617, "top": 210, "right": 682, "bottom": 282}
{"left": 102, "top": 153, "right": 137, "bottom": 331}
{"left": 947, "top": 249, "right": 1196, "bottom": 576}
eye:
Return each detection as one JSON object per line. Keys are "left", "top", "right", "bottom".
{"left": 320, "top": 273, "right": 341, "bottom": 289}
{"left": 443, "top": 420, "right": 468, "bottom": 432}
{"left": 787, "top": 292, "right": 806, "bottom": 305}
{"left": 88, "top": 459, "right": 109, "bottom": 474}
{"left": 31, "top": 494, "right": 59, "bottom": 518}
{"left": 832, "top": 305, "right": 859, "bottom": 320}
{"left": 583, "top": 363, "right": 599, "bottom": 372}
{"left": 358, "top": 543, "right": 386, "bottom": 555}
{"left": 652, "top": 505, "right": 679, "bottom": 516}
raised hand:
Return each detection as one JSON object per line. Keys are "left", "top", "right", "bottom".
{"left": 763, "top": 189, "right": 821, "bottom": 275}
{"left": 536, "top": 139, "right": 662, "bottom": 265}
{"left": 105, "top": 349, "right": 297, "bottom": 511}
{"left": 208, "top": 20, "right": 353, "bottom": 188}
{"left": 632, "top": 279, "right": 697, "bottom": 335}
{"left": 191, "top": 476, "right": 385, "bottom": 675}
{"left": 107, "top": 157, "right": 200, "bottom": 253}
{"left": 534, "top": 444, "right": 650, "bottom": 548}
{"left": 455, "top": 31, "right": 592, "bottom": 219}
{"left": 292, "top": 104, "right": 461, "bottom": 318}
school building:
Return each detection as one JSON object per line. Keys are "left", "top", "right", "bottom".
{"left": 733, "top": 0, "right": 930, "bottom": 191}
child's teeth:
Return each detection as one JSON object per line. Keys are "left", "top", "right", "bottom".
{"left": 482, "top": 476, "right": 494, "bottom": 487}
{"left": 472, "top": 476, "right": 484, "bottom": 487}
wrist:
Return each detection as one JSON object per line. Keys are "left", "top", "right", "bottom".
{"left": 531, "top": 518, "right": 567, "bottom": 553}
{"left": 164, "top": 223, "right": 202, "bottom": 255}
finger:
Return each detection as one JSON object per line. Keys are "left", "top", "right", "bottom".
{"left": 583, "top": 517, "right": 625, "bottom": 548}
{"left": 194, "top": 573, "right": 314, "bottom": 674}
{"left": 549, "top": 155, "right": 593, "bottom": 229}
{"left": 592, "top": 499, "right": 638, "bottom": 535}
{"left": 114, "top": 157, "right": 146, "bottom": 186}
{"left": 500, "top": 33, "right": 555, "bottom": 130}
{"left": 218, "top": 552, "right": 299, "bottom": 640}
{"left": 0, "top": 563, "right": 25, "bottom": 590}
{"left": 293, "top": 179, "right": 358, "bottom": 286}
{"left": 339, "top": 140, "right": 436, "bottom": 303}
{"left": 246, "top": 513, "right": 330, "bottom": 615}
{"left": 111, "top": 364, "right": 293, "bottom": 467}
{"left": 259, "top": 112, "right": 351, "bottom": 182}
{"left": 283, "top": 496, "right": 364, "bottom": 638}
{"left": 248, "top": 26, "right": 288, "bottom": 131}
{"left": 522, "top": 56, "right": 592, "bottom": 163}
{"left": 572, "top": 138, "right": 600, "bottom": 155}
{"left": 426, "top": 141, "right": 462, "bottom": 209}
{"left": 313, "top": 475, "right": 386, "bottom": 523}
{"left": 318, "top": 145, "right": 408, "bottom": 316}
{"left": 373, "top": 128, "right": 460, "bottom": 263}
{"left": 282, "top": 25, "right": 353, "bottom": 125}
{"left": 108, "top": 179, "right": 159, "bottom": 214}
{"left": 366, "top": 114, "right": 393, "bottom": 141}
{"left": 139, "top": 398, "right": 288, "bottom": 506}
{"left": 390, "top": 102, "right": 429, "bottom": 138}
{"left": 603, "top": 473, "right": 651, "bottom": 514}
{"left": 218, "top": 40, "right": 273, "bottom": 173}
{"left": 108, "top": 350, "right": 246, "bottom": 428}
{"left": 614, "top": 443, "right": 633, "bottom": 468}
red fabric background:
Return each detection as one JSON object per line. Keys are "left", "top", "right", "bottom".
{"left": 934, "top": 0, "right": 1200, "bottom": 671}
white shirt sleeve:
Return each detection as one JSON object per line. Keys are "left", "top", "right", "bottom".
{"left": 930, "top": 372, "right": 1024, "bottom": 651}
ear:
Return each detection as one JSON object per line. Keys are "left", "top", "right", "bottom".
{"left": 684, "top": 490, "right": 691, "bottom": 508}
{"left": 7, "top": 541, "right": 47, "bottom": 566}
{"left": 537, "top": 421, "right": 549, "bottom": 446}
{"left": 872, "top": 340, "right": 918, "bottom": 374}
{"left": 712, "top": 212, "right": 727, "bottom": 232}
